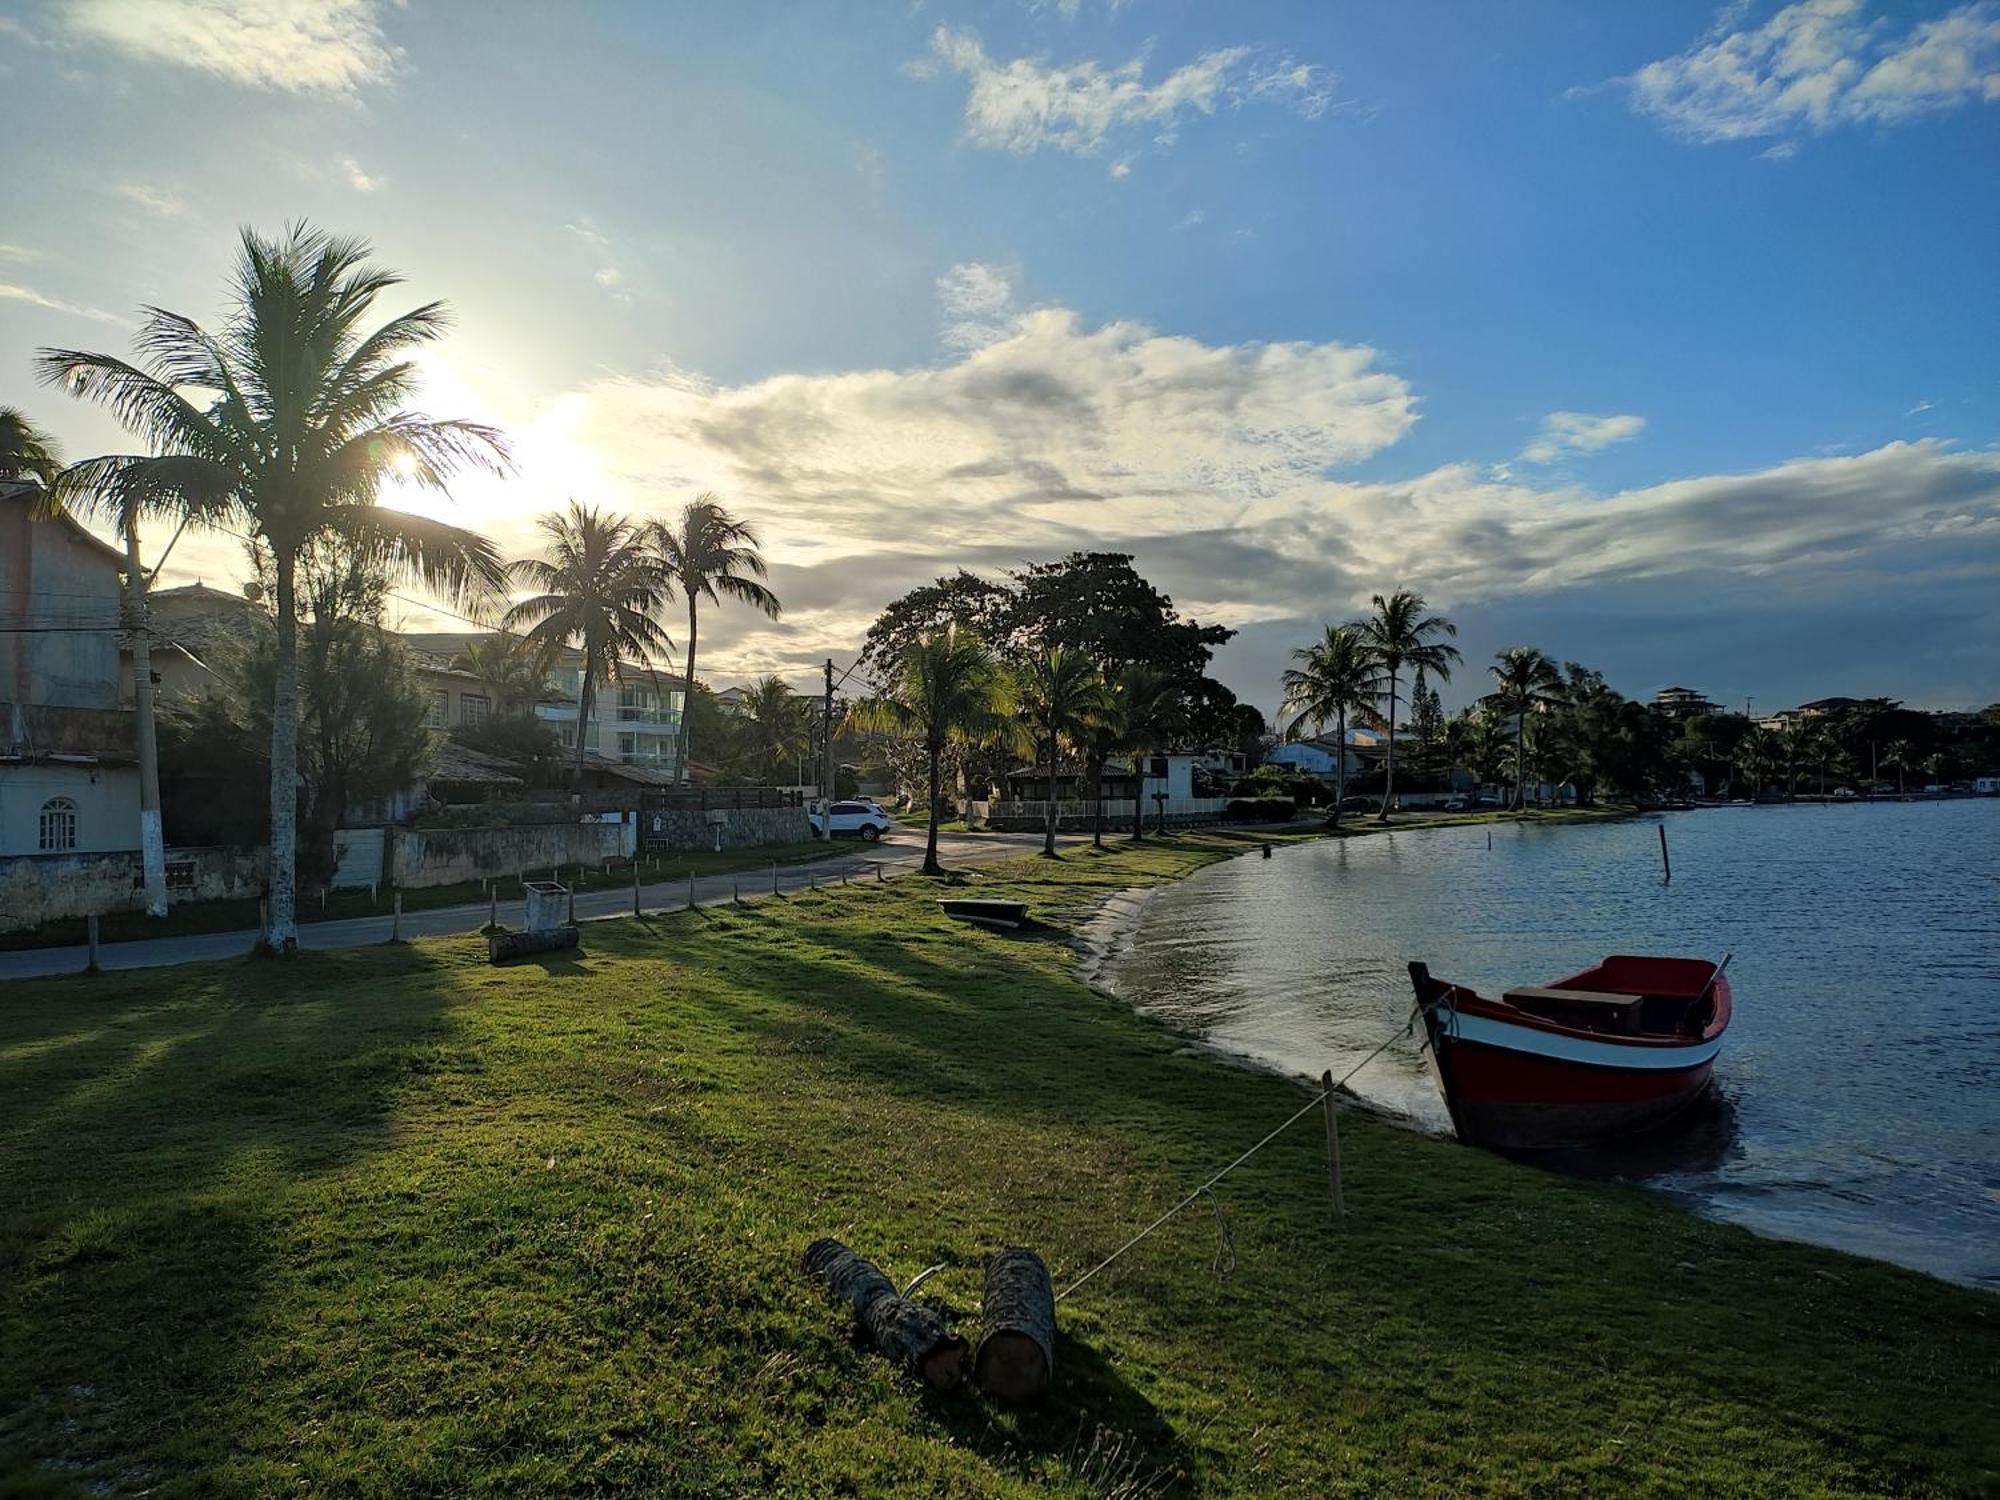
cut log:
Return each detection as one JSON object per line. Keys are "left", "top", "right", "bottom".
{"left": 801, "top": 1238, "right": 968, "bottom": 1390}
{"left": 486, "top": 926, "right": 580, "bottom": 963}
{"left": 974, "top": 1246, "right": 1055, "bottom": 1403}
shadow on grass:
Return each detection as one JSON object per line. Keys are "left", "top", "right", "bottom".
{"left": 0, "top": 945, "right": 463, "bottom": 1491}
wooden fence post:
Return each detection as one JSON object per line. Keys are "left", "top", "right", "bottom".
{"left": 391, "top": 891, "right": 403, "bottom": 943}
{"left": 633, "top": 858, "right": 642, "bottom": 916}
{"left": 687, "top": 871, "right": 696, "bottom": 910}
{"left": 1321, "top": 1070, "right": 1344, "bottom": 1217}
{"left": 85, "top": 913, "right": 100, "bottom": 974}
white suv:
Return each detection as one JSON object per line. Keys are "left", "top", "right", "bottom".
{"left": 811, "top": 800, "right": 890, "bottom": 841}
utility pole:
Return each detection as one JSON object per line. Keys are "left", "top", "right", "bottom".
{"left": 821, "top": 657, "right": 836, "bottom": 838}
{"left": 121, "top": 516, "right": 168, "bottom": 917}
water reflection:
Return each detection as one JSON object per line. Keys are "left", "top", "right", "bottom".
{"left": 1103, "top": 801, "right": 2000, "bottom": 1287}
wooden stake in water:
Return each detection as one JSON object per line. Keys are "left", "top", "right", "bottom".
{"left": 1320, "top": 1070, "right": 1345, "bottom": 1217}
{"left": 1658, "top": 823, "right": 1672, "bottom": 883}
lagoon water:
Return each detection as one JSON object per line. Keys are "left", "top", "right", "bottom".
{"left": 1103, "top": 800, "right": 2000, "bottom": 1287}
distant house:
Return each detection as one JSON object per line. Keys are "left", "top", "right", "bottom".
{"left": 715, "top": 685, "right": 751, "bottom": 716}
{"left": 0, "top": 483, "right": 140, "bottom": 866}
{"left": 1001, "top": 760, "right": 1142, "bottom": 802}
{"left": 1652, "top": 686, "right": 1719, "bottom": 719}
{"left": 1265, "top": 734, "right": 1369, "bottom": 781}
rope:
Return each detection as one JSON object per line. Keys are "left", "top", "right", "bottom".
{"left": 1054, "top": 1003, "right": 1422, "bottom": 1304}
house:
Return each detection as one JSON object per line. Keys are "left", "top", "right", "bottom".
{"left": 138, "top": 580, "right": 261, "bottom": 701}
{"left": 395, "top": 631, "right": 689, "bottom": 775}
{"left": 1001, "top": 760, "right": 1142, "bottom": 802}
{"left": 1652, "top": 686, "right": 1719, "bottom": 719}
{"left": 1264, "top": 734, "right": 1368, "bottom": 782}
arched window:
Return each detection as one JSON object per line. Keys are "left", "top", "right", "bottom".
{"left": 38, "top": 797, "right": 77, "bottom": 853}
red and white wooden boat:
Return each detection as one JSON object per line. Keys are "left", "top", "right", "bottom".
{"left": 1407, "top": 955, "right": 1732, "bottom": 1150}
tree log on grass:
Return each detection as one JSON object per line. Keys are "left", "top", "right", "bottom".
{"left": 975, "top": 1246, "right": 1055, "bottom": 1403}
{"left": 802, "top": 1238, "right": 968, "bottom": 1390}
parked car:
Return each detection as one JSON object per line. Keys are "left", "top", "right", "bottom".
{"left": 1831, "top": 786, "right": 1857, "bottom": 800}
{"left": 811, "top": 800, "right": 890, "bottom": 840}
{"left": 1442, "top": 794, "right": 1472, "bottom": 812}
{"left": 1476, "top": 793, "right": 1504, "bottom": 808}
{"left": 1336, "top": 794, "right": 1375, "bottom": 812}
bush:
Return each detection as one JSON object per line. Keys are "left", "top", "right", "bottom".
{"left": 1224, "top": 796, "right": 1297, "bottom": 823}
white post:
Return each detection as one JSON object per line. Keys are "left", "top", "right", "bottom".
{"left": 686, "top": 871, "right": 696, "bottom": 910}
{"left": 122, "top": 518, "right": 168, "bottom": 917}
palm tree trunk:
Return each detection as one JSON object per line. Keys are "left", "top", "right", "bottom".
{"left": 1043, "top": 734, "right": 1058, "bottom": 858}
{"left": 1132, "top": 764, "right": 1145, "bottom": 843}
{"left": 1331, "top": 708, "right": 1346, "bottom": 830}
{"left": 573, "top": 658, "right": 595, "bottom": 785}
{"left": 263, "top": 550, "right": 301, "bottom": 954}
{"left": 1379, "top": 669, "right": 1399, "bottom": 822}
{"left": 923, "top": 738, "right": 944, "bottom": 876}
{"left": 675, "top": 597, "right": 698, "bottom": 786}
{"left": 1514, "top": 706, "right": 1527, "bottom": 812}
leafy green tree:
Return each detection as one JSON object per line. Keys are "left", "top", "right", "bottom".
{"left": 858, "top": 570, "right": 1014, "bottom": 688}
{"left": 1880, "top": 739, "right": 1916, "bottom": 795}
{"left": 504, "top": 501, "right": 672, "bottom": 783}
{"left": 39, "top": 224, "right": 507, "bottom": 952}
{"left": 852, "top": 628, "right": 1015, "bottom": 876}
{"left": 1017, "top": 645, "right": 1108, "bottom": 858}
{"left": 0, "top": 406, "right": 61, "bottom": 483}
{"left": 738, "top": 675, "right": 809, "bottom": 783}
{"left": 653, "top": 496, "right": 780, "bottom": 785}
{"left": 1080, "top": 663, "right": 1176, "bottom": 849}
{"left": 1279, "top": 623, "right": 1381, "bottom": 829}
{"left": 1352, "top": 589, "right": 1461, "bottom": 820}
{"left": 454, "top": 634, "right": 555, "bottom": 714}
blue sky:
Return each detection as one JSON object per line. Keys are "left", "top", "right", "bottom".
{"left": 2, "top": 0, "right": 1996, "bottom": 712}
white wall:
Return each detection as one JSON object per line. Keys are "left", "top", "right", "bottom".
{"left": 0, "top": 764, "right": 139, "bottom": 857}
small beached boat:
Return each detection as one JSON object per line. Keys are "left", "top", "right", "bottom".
{"left": 937, "top": 898, "right": 1030, "bottom": 931}
{"left": 1407, "top": 955, "right": 1732, "bottom": 1150}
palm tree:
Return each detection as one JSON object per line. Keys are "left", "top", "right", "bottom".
{"left": 1279, "top": 624, "right": 1380, "bottom": 830}
{"left": 1352, "top": 589, "right": 1461, "bottom": 821}
{"left": 1880, "top": 739, "right": 1916, "bottom": 796}
{"left": 652, "top": 496, "right": 780, "bottom": 786}
{"left": 38, "top": 224, "right": 508, "bottom": 953}
{"left": 1082, "top": 663, "right": 1173, "bottom": 849}
{"left": 504, "top": 501, "right": 673, "bottom": 783}
{"left": 456, "top": 634, "right": 555, "bottom": 715}
{"left": 1018, "top": 645, "right": 1108, "bottom": 858}
{"left": 739, "top": 674, "right": 808, "bottom": 782}
{"left": 0, "top": 406, "right": 62, "bottom": 484}
{"left": 851, "top": 627, "right": 1013, "bottom": 876}
{"left": 1489, "top": 647, "right": 1564, "bottom": 810}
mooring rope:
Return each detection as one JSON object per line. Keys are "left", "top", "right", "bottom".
{"left": 1053, "top": 1003, "right": 1423, "bottom": 1304}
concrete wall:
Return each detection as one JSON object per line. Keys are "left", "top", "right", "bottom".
{"left": 388, "top": 819, "right": 637, "bottom": 890}
{"left": 0, "top": 842, "right": 264, "bottom": 931}
{"left": 641, "top": 804, "right": 812, "bottom": 851}
{"left": 0, "top": 499, "right": 126, "bottom": 712}
{"left": 0, "top": 763, "right": 140, "bottom": 856}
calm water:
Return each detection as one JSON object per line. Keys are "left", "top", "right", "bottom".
{"left": 1103, "top": 801, "right": 2000, "bottom": 1287}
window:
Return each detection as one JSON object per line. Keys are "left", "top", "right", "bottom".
{"left": 460, "top": 694, "right": 490, "bottom": 728}
{"left": 424, "top": 688, "right": 448, "bottom": 729}
{"left": 38, "top": 797, "right": 77, "bottom": 852}
{"left": 618, "top": 684, "right": 653, "bottom": 722}
{"left": 559, "top": 724, "right": 576, "bottom": 749}
{"left": 618, "top": 732, "right": 637, "bottom": 760}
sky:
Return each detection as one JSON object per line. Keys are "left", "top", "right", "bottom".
{"left": 1, "top": 0, "right": 1996, "bottom": 716}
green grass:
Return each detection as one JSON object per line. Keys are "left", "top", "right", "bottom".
{"left": 2, "top": 833, "right": 1993, "bottom": 1496}
{"left": 0, "top": 840, "right": 845, "bottom": 952}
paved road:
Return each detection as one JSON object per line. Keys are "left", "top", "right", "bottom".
{"left": 1, "top": 826, "right": 1077, "bottom": 982}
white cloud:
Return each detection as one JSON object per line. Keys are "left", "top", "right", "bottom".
{"left": 1520, "top": 410, "right": 1647, "bottom": 465}
{"left": 919, "top": 26, "right": 1333, "bottom": 158}
{"left": 62, "top": 0, "right": 398, "bottom": 97}
{"left": 1629, "top": 0, "right": 2000, "bottom": 145}
{"left": 935, "top": 261, "right": 1020, "bottom": 351}
{"left": 114, "top": 182, "right": 187, "bottom": 217}
{"left": 1178, "top": 208, "right": 1208, "bottom": 229}
{"left": 340, "top": 156, "right": 381, "bottom": 191}
{"left": 0, "top": 281, "right": 128, "bottom": 325}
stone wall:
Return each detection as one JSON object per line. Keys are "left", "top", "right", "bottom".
{"left": 641, "top": 804, "right": 813, "bottom": 851}
{"left": 0, "top": 843, "right": 266, "bottom": 931}
{"left": 388, "top": 820, "right": 635, "bottom": 890}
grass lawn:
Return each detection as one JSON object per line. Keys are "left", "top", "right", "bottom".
{"left": 2, "top": 833, "right": 1993, "bottom": 1495}
{"left": 0, "top": 840, "right": 846, "bottom": 952}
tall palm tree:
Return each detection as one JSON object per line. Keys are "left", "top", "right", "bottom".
{"left": 456, "top": 634, "right": 555, "bottom": 715}
{"left": 0, "top": 406, "right": 62, "bottom": 484}
{"left": 652, "top": 496, "right": 780, "bottom": 786}
{"left": 1280, "top": 623, "right": 1380, "bottom": 830}
{"left": 37, "top": 224, "right": 508, "bottom": 953}
{"left": 1018, "top": 644, "right": 1108, "bottom": 858}
{"left": 1352, "top": 589, "right": 1461, "bottom": 821}
{"left": 739, "top": 674, "right": 808, "bottom": 782}
{"left": 851, "top": 626, "right": 1013, "bottom": 876}
{"left": 1490, "top": 646, "right": 1564, "bottom": 810}
{"left": 504, "top": 501, "right": 673, "bottom": 783}
{"left": 1881, "top": 739, "right": 1915, "bottom": 796}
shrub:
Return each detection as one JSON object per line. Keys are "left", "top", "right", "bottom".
{"left": 1224, "top": 796, "right": 1297, "bottom": 823}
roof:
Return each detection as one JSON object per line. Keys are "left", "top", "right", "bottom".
{"left": 150, "top": 581, "right": 255, "bottom": 606}
{"left": 1, "top": 483, "right": 127, "bottom": 568}
{"left": 393, "top": 629, "right": 688, "bottom": 689}
{"left": 426, "top": 740, "right": 527, "bottom": 787}
{"left": 581, "top": 751, "right": 679, "bottom": 786}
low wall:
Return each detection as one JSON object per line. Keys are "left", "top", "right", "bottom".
{"left": 387, "top": 820, "right": 636, "bottom": 890}
{"left": 0, "top": 844, "right": 266, "bottom": 931}
{"left": 641, "top": 804, "right": 812, "bottom": 852}
{"left": 973, "top": 798, "right": 1230, "bottom": 833}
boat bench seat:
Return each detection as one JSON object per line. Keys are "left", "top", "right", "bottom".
{"left": 1504, "top": 985, "right": 1644, "bottom": 1008}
